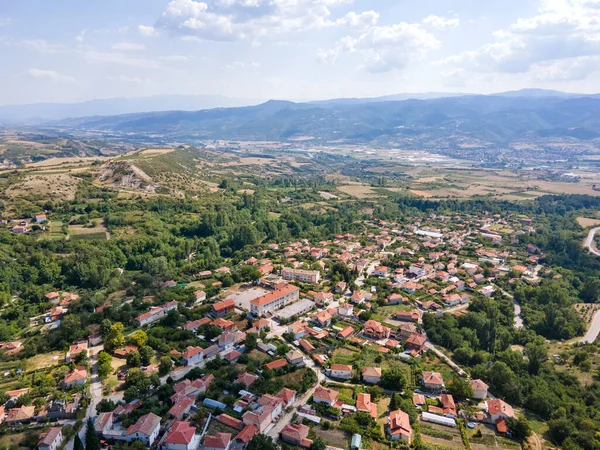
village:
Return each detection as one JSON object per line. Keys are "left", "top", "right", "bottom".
{"left": 0, "top": 211, "right": 544, "bottom": 450}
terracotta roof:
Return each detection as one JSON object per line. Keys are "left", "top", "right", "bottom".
{"left": 362, "top": 367, "right": 381, "bottom": 378}
{"left": 235, "top": 425, "right": 257, "bottom": 443}
{"left": 6, "top": 405, "right": 35, "bottom": 422}
{"left": 168, "top": 396, "right": 194, "bottom": 418}
{"left": 38, "top": 427, "right": 62, "bottom": 446}
{"left": 338, "top": 326, "right": 354, "bottom": 338}
{"left": 213, "top": 298, "right": 235, "bottom": 312}
{"left": 217, "top": 414, "right": 243, "bottom": 430}
{"left": 276, "top": 388, "right": 296, "bottom": 404}
{"left": 265, "top": 358, "right": 287, "bottom": 370}
{"left": 125, "top": 412, "right": 161, "bottom": 437}
{"left": 64, "top": 366, "right": 87, "bottom": 384}
{"left": 389, "top": 409, "right": 412, "bottom": 438}
{"left": 422, "top": 371, "right": 444, "bottom": 386}
{"left": 496, "top": 419, "right": 509, "bottom": 433}
{"left": 236, "top": 373, "right": 258, "bottom": 387}
{"left": 412, "top": 393, "right": 426, "bottom": 406}
{"left": 330, "top": 364, "right": 352, "bottom": 372}
{"left": 487, "top": 399, "right": 514, "bottom": 418}
{"left": 470, "top": 379, "right": 489, "bottom": 390}
{"left": 161, "top": 421, "right": 197, "bottom": 445}
{"left": 183, "top": 346, "right": 204, "bottom": 359}
{"left": 356, "top": 393, "right": 377, "bottom": 418}
{"left": 204, "top": 432, "right": 232, "bottom": 449}
{"left": 313, "top": 386, "right": 339, "bottom": 404}
{"left": 251, "top": 284, "right": 299, "bottom": 307}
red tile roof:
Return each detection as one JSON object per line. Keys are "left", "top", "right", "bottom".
{"left": 204, "top": 433, "right": 232, "bottom": 449}
{"left": 264, "top": 358, "right": 287, "bottom": 370}
{"left": 162, "top": 421, "right": 197, "bottom": 445}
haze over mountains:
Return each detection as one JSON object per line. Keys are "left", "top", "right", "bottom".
{"left": 40, "top": 90, "right": 600, "bottom": 150}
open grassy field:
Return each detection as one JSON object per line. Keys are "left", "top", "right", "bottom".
{"left": 577, "top": 216, "right": 600, "bottom": 228}
{"left": 337, "top": 185, "right": 382, "bottom": 198}
{"left": 68, "top": 223, "right": 109, "bottom": 241}
{"left": 313, "top": 428, "right": 349, "bottom": 448}
{"left": 24, "top": 351, "right": 63, "bottom": 371}
{"left": 5, "top": 173, "right": 81, "bottom": 200}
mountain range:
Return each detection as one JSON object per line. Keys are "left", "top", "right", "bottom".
{"left": 45, "top": 90, "right": 600, "bottom": 149}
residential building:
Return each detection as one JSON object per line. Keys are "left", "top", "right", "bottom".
{"left": 242, "top": 394, "right": 283, "bottom": 432}
{"left": 95, "top": 412, "right": 114, "bottom": 434}
{"left": 328, "top": 364, "right": 352, "bottom": 380}
{"left": 281, "top": 424, "right": 313, "bottom": 448}
{"left": 356, "top": 393, "right": 377, "bottom": 418}
{"left": 363, "top": 320, "right": 391, "bottom": 339}
{"left": 182, "top": 346, "right": 204, "bottom": 366}
{"left": 250, "top": 284, "right": 300, "bottom": 316}
{"left": 422, "top": 371, "right": 444, "bottom": 391}
{"left": 313, "top": 386, "right": 339, "bottom": 407}
{"left": 37, "top": 427, "right": 63, "bottom": 450}
{"left": 405, "top": 333, "right": 427, "bottom": 354}
{"left": 276, "top": 388, "right": 297, "bottom": 408}
{"left": 121, "top": 413, "right": 161, "bottom": 446}
{"left": 470, "top": 379, "right": 489, "bottom": 400}
{"left": 6, "top": 405, "right": 35, "bottom": 425}
{"left": 361, "top": 367, "right": 382, "bottom": 384}
{"left": 388, "top": 409, "right": 412, "bottom": 443}
{"left": 65, "top": 342, "right": 88, "bottom": 362}
{"left": 158, "top": 421, "right": 200, "bottom": 450}
{"left": 286, "top": 350, "right": 305, "bottom": 367}
{"left": 63, "top": 366, "right": 87, "bottom": 388}
{"left": 135, "top": 301, "right": 178, "bottom": 326}
{"left": 486, "top": 399, "right": 515, "bottom": 424}
{"left": 441, "top": 393, "right": 456, "bottom": 417}
{"left": 212, "top": 299, "right": 235, "bottom": 318}
{"left": 204, "top": 433, "right": 231, "bottom": 450}
{"left": 281, "top": 267, "right": 320, "bottom": 283}
{"left": 373, "top": 266, "right": 389, "bottom": 277}
{"left": 195, "top": 291, "right": 207, "bottom": 303}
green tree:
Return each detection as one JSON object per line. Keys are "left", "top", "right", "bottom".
{"left": 129, "top": 330, "right": 148, "bottom": 347}
{"left": 85, "top": 417, "right": 101, "bottom": 450}
{"left": 97, "top": 351, "right": 113, "bottom": 379}
{"left": 309, "top": 437, "right": 327, "bottom": 450}
{"left": 525, "top": 343, "right": 547, "bottom": 375}
{"left": 506, "top": 417, "right": 532, "bottom": 442}
{"left": 447, "top": 376, "right": 473, "bottom": 401}
{"left": 139, "top": 345, "right": 154, "bottom": 366}
{"left": 380, "top": 369, "right": 407, "bottom": 390}
{"left": 246, "top": 434, "right": 279, "bottom": 450}
{"left": 246, "top": 333, "right": 258, "bottom": 351}
{"left": 126, "top": 351, "right": 141, "bottom": 368}
{"left": 105, "top": 322, "right": 125, "bottom": 353}
{"left": 159, "top": 356, "right": 173, "bottom": 376}
{"left": 73, "top": 435, "right": 84, "bottom": 450}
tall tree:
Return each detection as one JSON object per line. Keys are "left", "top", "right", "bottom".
{"left": 85, "top": 417, "right": 101, "bottom": 450}
{"left": 73, "top": 435, "right": 84, "bottom": 450}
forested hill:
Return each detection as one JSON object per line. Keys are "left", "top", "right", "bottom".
{"left": 52, "top": 95, "right": 600, "bottom": 146}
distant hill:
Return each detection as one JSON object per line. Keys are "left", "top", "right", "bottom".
{"left": 0, "top": 95, "right": 262, "bottom": 122}
{"left": 50, "top": 94, "right": 600, "bottom": 149}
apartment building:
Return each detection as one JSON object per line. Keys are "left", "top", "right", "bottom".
{"left": 250, "top": 284, "right": 300, "bottom": 316}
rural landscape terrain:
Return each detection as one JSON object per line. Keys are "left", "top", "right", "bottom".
{"left": 1, "top": 91, "right": 600, "bottom": 450}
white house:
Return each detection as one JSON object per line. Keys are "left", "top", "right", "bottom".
{"left": 361, "top": 367, "right": 382, "bottom": 384}
{"left": 328, "top": 364, "right": 352, "bottom": 380}
{"left": 37, "top": 427, "right": 63, "bottom": 450}
{"left": 313, "top": 386, "right": 339, "bottom": 407}
{"left": 204, "top": 432, "right": 231, "bottom": 450}
{"left": 470, "top": 379, "right": 489, "bottom": 400}
{"left": 158, "top": 421, "right": 200, "bottom": 450}
{"left": 182, "top": 346, "right": 204, "bottom": 366}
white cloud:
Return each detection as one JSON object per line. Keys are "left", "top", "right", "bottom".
{"left": 75, "top": 30, "right": 87, "bottom": 43}
{"left": 442, "top": 0, "right": 600, "bottom": 79}
{"left": 160, "top": 55, "right": 193, "bottom": 61}
{"left": 112, "top": 42, "right": 146, "bottom": 51}
{"left": 422, "top": 15, "right": 460, "bottom": 30}
{"left": 22, "top": 39, "right": 64, "bottom": 53}
{"left": 27, "top": 68, "right": 76, "bottom": 83}
{"left": 319, "top": 23, "right": 440, "bottom": 72}
{"left": 156, "top": 0, "right": 375, "bottom": 41}
{"left": 138, "top": 25, "right": 158, "bottom": 37}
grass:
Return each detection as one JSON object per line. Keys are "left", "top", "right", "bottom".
{"left": 70, "top": 232, "right": 107, "bottom": 242}
{"left": 313, "top": 428, "right": 349, "bottom": 448}
{"left": 24, "top": 351, "right": 63, "bottom": 371}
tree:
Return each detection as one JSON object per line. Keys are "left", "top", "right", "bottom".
{"left": 129, "top": 330, "right": 147, "bottom": 347}
{"left": 159, "top": 356, "right": 173, "bottom": 376}
{"left": 96, "top": 399, "right": 116, "bottom": 413}
{"left": 73, "top": 435, "right": 84, "bottom": 450}
{"left": 380, "top": 370, "right": 407, "bottom": 390}
{"left": 85, "top": 417, "right": 101, "bottom": 450}
{"left": 97, "top": 351, "right": 113, "bottom": 379}
{"left": 580, "top": 278, "right": 600, "bottom": 303}
{"left": 246, "top": 434, "right": 279, "bottom": 450}
{"left": 105, "top": 322, "right": 125, "bottom": 353}
{"left": 525, "top": 343, "right": 547, "bottom": 375}
{"left": 309, "top": 437, "right": 326, "bottom": 450}
{"left": 139, "top": 345, "right": 154, "bottom": 366}
{"left": 447, "top": 376, "right": 473, "bottom": 401}
{"left": 126, "top": 351, "right": 141, "bottom": 368}
{"left": 246, "top": 332, "right": 258, "bottom": 351}
{"left": 506, "top": 417, "right": 532, "bottom": 442}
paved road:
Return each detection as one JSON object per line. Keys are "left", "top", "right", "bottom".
{"left": 266, "top": 359, "right": 324, "bottom": 439}
{"left": 580, "top": 309, "right": 600, "bottom": 344}
{"left": 584, "top": 227, "right": 600, "bottom": 256}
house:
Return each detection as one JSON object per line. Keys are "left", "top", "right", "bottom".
{"left": 88, "top": 332, "right": 103, "bottom": 346}
{"left": 373, "top": 266, "right": 389, "bottom": 278}
{"left": 311, "top": 291, "right": 334, "bottom": 305}
{"left": 422, "top": 371, "right": 444, "bottom": 391}
{"left": 195, "top": 291, "right": 207, "bottom": 303}
{"left": 45, "top": 292, "right": 60, "bottom": 303}
{"left": 389, "top": 409, "right": 412, "bottom": 443}
{"left": 250, "top": 284, "right": 300, "bottom": 317}
{"left": 6, "top": 405, "right": 35, "bottom": 425}
{"left": 122, "top": 413, "right": 161, "bottom": 446}
{"left": 44, "top": 398, "right": 80, "bottom": 420}
{"left": 363, "top": 320, "right": 391, "bottom": 340}
{"left": 412, "top": 393, "right": 426, "bottom": 407}
{"left": 281, "top": 424, "right": 313, "bottom": 448}
{"left": 356, "top": 393, "right": 377, "bottom": 418}
{"left": 338, "top": 303, "right": 353, "bottom": 316}
{"left": 328, "top": 364, "right": 352, "bottom": 380}
{"left": 37, "top": 427, "right": 63, "bottom": 450}
{"left": 66, "top": 342, "right": 88, "bottom": 362}
{"left": 298, "top": 339, "right": 316, "bottom": 353}
{"left": 338, "top": 326, "right": 354, "bottom": 339}
{"left": 276, "top": 388, "right": 297, "bottom": 408}
{"left": 95, "top": 412, "right": 114, "bottom": 434}
{"left": 265, "top": 358, "right": 287, "bottom": 371}
{"left": 441, "top": 393, "right": 456, "bottom": 417}
{"left": 286, "top": 350, "right": 305, "bottom": 367}
{"left": 394, "top": 309, "right": 422, "bottom": 323}
{"left": 235, "top": 425, "right": 258, "bottom": 444}
{"left": 281, "top": 267, "right": 321, "bottom": 283}
{"left": 182, "top": 346, "right": 204, "bottom": 366}
{"left": 313, "top": 386, "right": 339, "bottom": 406}
{"left": 361, "top": 367, "right": 382, "bottom": 384}
{"left": 168, "top": 396, "right": 195, "bottom": 420}
{"left": 63, "top": 366, "right": 87, "bottom": 388}
{"left": 135, "top": 301, "right": 178, "bottom": 326}
{"left": 0, "top": 341, "right": 23, "bottom": 356}
{"left": 158, "top": 421, "right": 200, "bottom": 450}
{"left": 217, "top": 414, "right": 243, "bottom": 430}
{"left": 204, "top": 433, "right": 232, "bottom": 450}
{"left": 242, "top": 394, "right": 283, "bottom": 432}
{"left": 212, "top": 299, "right": 235, "bottom": 318}
{"left": 314, "top": 310, "right": 332, "bottom": 327}
{"left": 213, "top": 317, "right": 236, "bottom": 332}
{"left": 470, "top": 379, "right": 489, "bottom": 400}
{"left": 236, "top": 373, "right": 258, "bottom": 388}
{"left": 405, "top": 333, "right": 427, "bottom": 354}
{"left": 161, "top": 280, "right": 177, "bottom": 289}
{"left": 486, "top": 399, "right": 515, "bottom": 424}
{"left": 334, "top": 281, "right": 347, "bottom": 294}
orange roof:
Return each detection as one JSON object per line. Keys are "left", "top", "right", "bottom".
{"left": 338, "top": 326, "right": 354, "bottom": 338}
{"left": 313, "top": 386, "right": 339, "bottom": 403}
{"left": 204, "top": 433, "right": 232, "bottom": 449}
{"left": 362, "top": 367, "right": 381, "bottom": 378}
{"left": 265, "top": 358, "right": 288, "bottom": 370}
{"left": 217, "top": 414, "right": 243, "bottom": 430}
{"left": 213, "top": 298, "right": 235, "bottom": 312}
{"left": 422, "top": 371, "right": 444, "bottom": 386}
{"left": 235, "top": 425, "right": 257, "bottom": 443}
{"left": 389, "top": 409, "right": 412, "bottom": 438}
{"left": 487, "top": 399, "right": 514, "bottom": 417}
{"left": 330, "top": 364, "right": 352, "bottom": 372}
{"left": 276, "top": 388, "right": 297, "bottom": 404}
{"left": 251, "top": 284, "right": 299, "bottom": 306}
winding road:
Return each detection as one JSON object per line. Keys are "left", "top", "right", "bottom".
{"left": 584, "top": 227, "right": 600, "bottom": 256}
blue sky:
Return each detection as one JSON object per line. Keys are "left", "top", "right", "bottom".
{"left": 1, "top": 0, "right": 600, "bottom": 104}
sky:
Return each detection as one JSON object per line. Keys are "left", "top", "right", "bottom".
{"left": 1, "top": 0, "right": 600, "bottom": 105}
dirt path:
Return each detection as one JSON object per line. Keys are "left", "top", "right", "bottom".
{"left": 584, "top": 227, "right": 600, "bottom": 256}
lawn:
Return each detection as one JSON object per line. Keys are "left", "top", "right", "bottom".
{"left": 69, "top": 232, "right": 108, "bottom": 242}
{"left": 24, "top": 351, "right": 63, "bottom": 370}
{"left": 313, "top": 428, "right": 349, "bottom": 448}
